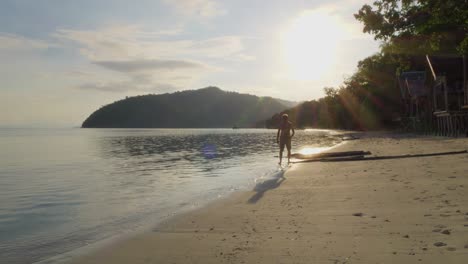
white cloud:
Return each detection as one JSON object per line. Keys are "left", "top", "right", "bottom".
{"left": 51, "top": 25, "right": 253, "bottom": 93}
{"left": 93, "top": 59, "right": 206, "bottom": 72}
{"left": 54, "top": 25, "right": 251, "bottom": 61}
{"left": 77, "top": 78, "right": 180, "bottom": 94}
{"left": 0, "top": 33, "right": 55, "bottom": 51}
{"left": 163, "top": 0, "right": 226, "bottom": 18}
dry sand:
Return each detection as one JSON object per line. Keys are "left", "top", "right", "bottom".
{"left": 71, "top": 133, "right": 468, "bottom": 264}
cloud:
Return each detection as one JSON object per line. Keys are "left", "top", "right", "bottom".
{"left": 93, "top": 59, "right": 205, "bottom": 73}
{"left": 51, "top": 25, "right": 253, "bottom": 93}
{"left": 0, "top": 33, "right": 55, "bottom": 51}
{"left": 77, "top": 79, "right": 179, "bottom": 93}
{"left": 1, "top": 24, "right": 252, "bottom": 94}
{"left": 78, "top": 82, "right": 132, "bottom": 92}
{"left": 163, "top": 0, "right": 226, "bottom": 18}
{"left": 54, "top": 25, "right": 251, "bottom": 61}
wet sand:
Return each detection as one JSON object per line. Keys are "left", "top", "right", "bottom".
{"left": 71, "top": 133, "right": 468, "bottom": 263}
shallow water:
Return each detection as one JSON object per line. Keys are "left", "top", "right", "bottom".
{"left": 0, "top": 128, "right": 342, "bottom": 263}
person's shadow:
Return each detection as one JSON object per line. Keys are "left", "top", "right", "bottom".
{"left": 247, "top": 169, "right": 286, "bottom": 204}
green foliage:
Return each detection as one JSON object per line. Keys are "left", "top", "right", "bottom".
{"left": 82, "top": 87, "right": 293, "bottom": 128}
{"left": 266, "top": 0, "right": 465, "bottom": 130}
{"left": 354, "top": 0, "right": 468, "bottom": 54}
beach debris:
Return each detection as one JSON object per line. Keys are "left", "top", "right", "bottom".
{"left": 433, "top": 242, "right": 447, "bottom": 247}
{"left": 352, "top": 212, "right": 364, "bottom": 217}
{"left": 446, "top": 247, "right": 456, "bottom": 251}
{"left": 292, "top": 150, "right": 371, "bottom": 160}
{"left": 441, "top": 229, "right": 451, "bottom": 235}
{"left": 403, "top": 235, "right": 410, "bottom": 238}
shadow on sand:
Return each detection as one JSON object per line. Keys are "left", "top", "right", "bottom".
{"left": 247, "top": 169, "right": 286, "bottom": 204}
{"left": 293, "top": 150, "right": 467, "bottom": 163}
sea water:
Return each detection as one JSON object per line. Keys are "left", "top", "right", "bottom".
{"left": 0, "top": 128, "right": 342, "bottom": 263}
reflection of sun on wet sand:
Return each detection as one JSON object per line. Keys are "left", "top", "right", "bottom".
{"left": 71, "top": 132, "right": 468, "bottom": 264}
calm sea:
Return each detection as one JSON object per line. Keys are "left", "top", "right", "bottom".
{"left": 0, "top": 128, "right": 342, "bottom": 263}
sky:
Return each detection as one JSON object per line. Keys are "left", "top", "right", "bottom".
{"left": 0, "top": 0, "right": 380, "bottom": 127}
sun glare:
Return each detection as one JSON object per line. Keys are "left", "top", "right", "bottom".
{"left": 298, "top": 147, "right": 331, "bottom": 155}
{"left": 282, "top": 10, "right": 343, "bottom": 81}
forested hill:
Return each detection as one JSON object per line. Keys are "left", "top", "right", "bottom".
{"left": 82, "top": 87, "right": 294, "bottom": 128}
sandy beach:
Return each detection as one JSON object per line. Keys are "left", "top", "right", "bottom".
{"left": 70, "top": 133, "right": 468, "bottom": 264}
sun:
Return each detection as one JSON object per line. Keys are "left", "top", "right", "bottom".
{"left": 281, "top": 10, "right": 344, "bottom": 81}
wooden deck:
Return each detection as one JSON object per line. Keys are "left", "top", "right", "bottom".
{"left": 433, "top": 110, "right": 468, "bottom": 137}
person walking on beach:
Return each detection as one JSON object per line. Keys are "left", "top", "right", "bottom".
{"left": 277, "top": 113, "right": 295, "bottom": 165}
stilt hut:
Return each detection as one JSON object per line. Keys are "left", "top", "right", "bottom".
{"left": 426, "top": 55, "right": 468, "bottom": 136}
{"left": 398, "top": 71, "right": 432, "bottom": 132}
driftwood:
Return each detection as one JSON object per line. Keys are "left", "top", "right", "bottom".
{"left": 293, "top": 150, "right": 467, "bottom": 163}
{"left": 291, "top": 150, "right": 371, "bottom": 160}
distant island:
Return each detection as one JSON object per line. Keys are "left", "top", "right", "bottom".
{"left": 82, "top": 87, "right": 296, "bottom": 128}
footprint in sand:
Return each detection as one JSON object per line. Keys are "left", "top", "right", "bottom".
{"left": 434, "top": 242, "right": 447, "bottom": 247}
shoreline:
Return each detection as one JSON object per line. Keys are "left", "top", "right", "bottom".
{"left": 33, "top": 130, "right": 347, "bottom": 264}
{"left": 57, "top": 132, "right": 468, "bottom": 263}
